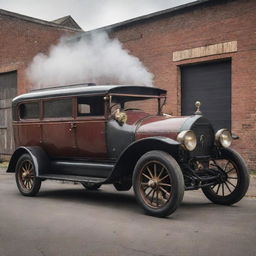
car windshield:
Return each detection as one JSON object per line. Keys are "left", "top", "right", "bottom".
{"left": 110, "top": 95, "right": 166, "bottom": 115}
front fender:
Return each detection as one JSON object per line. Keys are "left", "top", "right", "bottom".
{"left": 7, "top": 146, "right": 50, "bottom": 176}
{"left": 107, "top": 136, "right": 181, "bottom": 182}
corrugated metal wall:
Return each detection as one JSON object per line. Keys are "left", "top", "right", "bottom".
{"left": 0, "top": 71, "right": 17, "bottom": 156}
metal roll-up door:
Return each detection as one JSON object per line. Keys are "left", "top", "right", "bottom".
{"left": 181, "top": 60, "right": 231, "bottom": 131}
{"left": 0, "top": 71, "right": 17, "bottom": 155}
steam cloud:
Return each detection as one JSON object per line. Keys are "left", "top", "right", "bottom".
{"left": 26, "top": 32, "right": 154, "bottom": 88}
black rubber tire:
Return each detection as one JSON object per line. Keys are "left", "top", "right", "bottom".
{"left": 202, "top": 148, "right": 250, "bottom": 205}
{"left": 81, "top": 183, "right": 101, "bottom": 190}
{"left": 15, "top": 154, "right": 41, "bottom": 196}
{"left": 113, "top": 182, "right": 132, "bottom": 191}
{"left": 133, "top": 150, "right": 184, "bottom": 217}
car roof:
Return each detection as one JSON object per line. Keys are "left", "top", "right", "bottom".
{"left": 12, "top": 84, "right": 167, "bottom": 105}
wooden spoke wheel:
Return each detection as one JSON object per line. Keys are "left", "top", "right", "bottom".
{"left": 202, "top": 148, "right": 249, "bottom": 205}
{"left": 15, "top": 154, "right": 41, "bottom": 196}
{"left": 139, "top": 160, "right": 172, "bottom": 209}
{"left": 133, "top": 150, "right": 184, "bottom": 217}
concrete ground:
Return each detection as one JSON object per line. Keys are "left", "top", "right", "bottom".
{"left": 0, "top": 168, "right": 256, "bottom": 256}
{"left": 247, "top": 174, "right": 256, "bottom": 197}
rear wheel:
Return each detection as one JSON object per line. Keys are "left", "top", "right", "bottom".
{"left": 15, "top": 154, "right": 41, "bottom": 196}
{"left": 81, "top": 183, "right": 101, "bottom": 190}
{"left": 133, "top": 150, "right": 184, "bottom": 217}
{"left": 113, "top": 181, "right": 132, "bottom": 191}
{"left": 202, "top": 148, "right": 249, "bottom": 205}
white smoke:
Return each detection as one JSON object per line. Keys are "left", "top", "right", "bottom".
{"left": 26, "top": 32, "right": 154, "bottom": 88}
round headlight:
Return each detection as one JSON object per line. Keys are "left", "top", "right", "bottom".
{"left": 177, "top": 130, "right": 197, "bottom": 151}
{"left": 215, "top": 129, "right": 232, "bottom": 148}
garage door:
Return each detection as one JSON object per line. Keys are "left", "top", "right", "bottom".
{"left": 0, "top": 71, "right": 17, "bottom": 155}
{"left": 181, "top": 60, "right": 231, "bottom": 131}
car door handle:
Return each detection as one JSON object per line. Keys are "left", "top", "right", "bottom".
{"left": 69, "top": 123, "right": 77, "bottom": 131}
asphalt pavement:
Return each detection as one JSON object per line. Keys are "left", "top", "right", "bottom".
{"left": 0, "top": 168, "right": 256, "bottom": 256}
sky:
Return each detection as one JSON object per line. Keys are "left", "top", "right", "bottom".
{"left": 0, "top": 0, "right": 195, "bottom": 31}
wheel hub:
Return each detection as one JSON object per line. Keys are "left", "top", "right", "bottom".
{"left": 22, "top": 171, "right": 30, "bottom": 179}
{"left": 148, "top": 179, "right": 158, "bottom": 189}
{"left": 219, "top": 170, "right": 228, "bottom": 182}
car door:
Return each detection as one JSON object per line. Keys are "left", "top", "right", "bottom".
{"left": 15, "top": 100, "right": 41, "bottom": 147}
{"left": 41, "top": 97, "right": 77, "bottom": 158}
{"left": 74, "top": 95, "right": 107, "bottom": 159}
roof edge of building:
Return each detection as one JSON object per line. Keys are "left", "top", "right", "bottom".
{"left": 82, "top": 0, "right": 233, "bottom": 33}
{"left": 0, "top": 9, "right": 83, "bottom": 32}
{"left": 52, "top": 15, "right": 82, "bottom": 30}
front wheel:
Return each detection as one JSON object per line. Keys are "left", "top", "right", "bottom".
{"left": 133, "top": 150, "right": 184, "bottom": 217}
{"left": 15, "top": 154, "right": 41, "bottom": 196}
{"left": 202, "top": 148, "right": 250, "bottom": 205}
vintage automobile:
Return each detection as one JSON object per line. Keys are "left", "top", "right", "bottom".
{"left": 7, "top": 84, "right": 249, "bottom": 217}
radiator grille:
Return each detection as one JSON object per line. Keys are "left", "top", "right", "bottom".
{"left": 191, "top": 122, "right": 214, "bottom": 157}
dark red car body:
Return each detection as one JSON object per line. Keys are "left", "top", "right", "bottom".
{"left": 7, "top": 84, "right": 249, "bottom": 217}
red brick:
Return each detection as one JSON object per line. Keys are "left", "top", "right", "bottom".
{"left": 111, "top": 0, "right": 256, "bottom": 169}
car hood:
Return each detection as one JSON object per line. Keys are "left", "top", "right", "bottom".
{"left": 135, "top": 115, "right": 192, "bottom": 141}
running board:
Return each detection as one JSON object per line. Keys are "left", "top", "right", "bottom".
{"left": 38, "top": 174, "right": 106, "bottom": 184}
{"left": 49, "top": 160, "right": 114, "bottom": 178}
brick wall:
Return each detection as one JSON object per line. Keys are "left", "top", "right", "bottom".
{"left": 0, "top": 12, "right": 80, "bottom": 160}
{"left": 0, "top": 13, "right": 79, "bottom": 94}
{"left": 111, "top": 0, "right": 256, "bottom": 169}
{"left": 1, "top": 1, "right": 255, "bottom": 169}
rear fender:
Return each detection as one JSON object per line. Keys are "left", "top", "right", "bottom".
{"left": 6, "top": 146, "right": 50, "bottom": 176}
{"left": 108, "top": 137, "right": 181, "bottom": 182}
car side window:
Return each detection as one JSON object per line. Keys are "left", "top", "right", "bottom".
{"left": 19, "top": 102, "right": 39, "bottom": 120}
{"left": 44, "top": 98, "right": 72, "bottom": 118}
{"left": 77, "top": 96, "right": 104, "bottom": 116}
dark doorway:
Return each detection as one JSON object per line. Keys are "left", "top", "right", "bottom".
{"left": 181, "top": 60, "right": 231, "bottom": 131}
{"left": 0, "top": 71, "right": 17, "bottom": 155}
